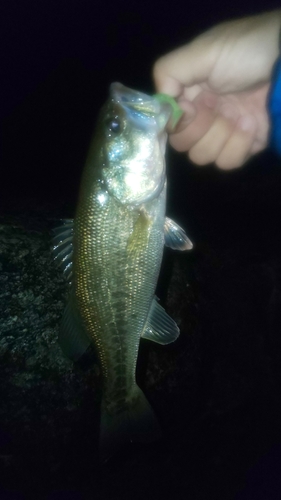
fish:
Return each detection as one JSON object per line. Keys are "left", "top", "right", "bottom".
{"left": 52, "top": 82, "right": 193, "bottom": 461}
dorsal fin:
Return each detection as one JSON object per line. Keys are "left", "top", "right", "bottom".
{"left": 52, "top": 219, "right": 74, "bottom": 284}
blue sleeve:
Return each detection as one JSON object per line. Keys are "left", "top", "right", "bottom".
{"left": 269, "top": 58, "right": 281, "bottom": 156}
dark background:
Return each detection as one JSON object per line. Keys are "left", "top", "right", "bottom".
{"left": 1, "top": 0, "right": 280, "bottom": 210}
{"left": 2, "top": 1, "right": 281, "bottom": 499}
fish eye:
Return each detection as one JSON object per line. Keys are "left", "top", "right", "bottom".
{"left": 105, "top": 116, "right": 122, "bottom": 135}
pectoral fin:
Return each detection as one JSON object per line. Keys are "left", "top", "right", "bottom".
{"left": 142, "top": 298, "right": 180, "bottom": 345}
{"left": 164, "top": 217, "right": 193, "bottom": 250}
{"left": 126, "top": 209, "right": 151, "bottom": 255}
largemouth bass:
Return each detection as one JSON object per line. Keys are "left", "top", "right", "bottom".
{"left": 53, "top": 83, "right": 193, "bottom": 461}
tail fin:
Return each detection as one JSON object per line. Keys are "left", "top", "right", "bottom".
{"left": 100, "top": 385, "right": 161, "bottom": 462}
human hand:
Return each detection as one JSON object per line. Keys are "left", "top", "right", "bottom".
{"left": 153, "top": 11, "right": 281, "bottom": 169}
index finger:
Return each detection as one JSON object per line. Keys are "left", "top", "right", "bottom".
{"left": 153, "top": 35, "right": 217, "bottom": 95}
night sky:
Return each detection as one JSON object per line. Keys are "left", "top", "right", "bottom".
{"left": 2, "top": 0, "right": 281, "bottom": 211}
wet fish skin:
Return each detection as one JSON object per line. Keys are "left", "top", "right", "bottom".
{"left": 52, "top": 83, "right": 193, "bottom": 461}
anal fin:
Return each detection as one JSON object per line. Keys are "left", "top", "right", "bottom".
{"left": 141, "top": 297, "right": 180, "bottom": 345}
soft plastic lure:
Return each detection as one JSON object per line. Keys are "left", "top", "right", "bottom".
{"left": 153, "top": 93, "right": 183, "bottom": 129}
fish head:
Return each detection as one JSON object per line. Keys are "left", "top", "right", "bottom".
{"left": 98, "top": 82, "right": 172, "bottom": 206}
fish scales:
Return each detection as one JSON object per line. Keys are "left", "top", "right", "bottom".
{"left": 74, "top": 185, "right": 166, "bottom": 410}
{"left": 52, "top": 83, "right": 193, "bottom": 460}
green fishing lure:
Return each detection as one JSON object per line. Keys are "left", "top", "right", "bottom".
{"left": 153, "top": 93, "right": 183, "bottom": 128}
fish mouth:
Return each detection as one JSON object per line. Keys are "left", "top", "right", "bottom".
{"left": 110, "top": 82, "right": 172, "bottom": 132}
{"left": 103, "top": 82, "right": 168, "bottom": 206}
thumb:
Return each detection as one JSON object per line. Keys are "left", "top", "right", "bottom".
{"left": 153, "top": 33, "right": 218, "bottom": 96}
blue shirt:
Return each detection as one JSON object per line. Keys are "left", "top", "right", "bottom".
{"left": 269, "top": 58, "right": 281, "bottom": 156}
